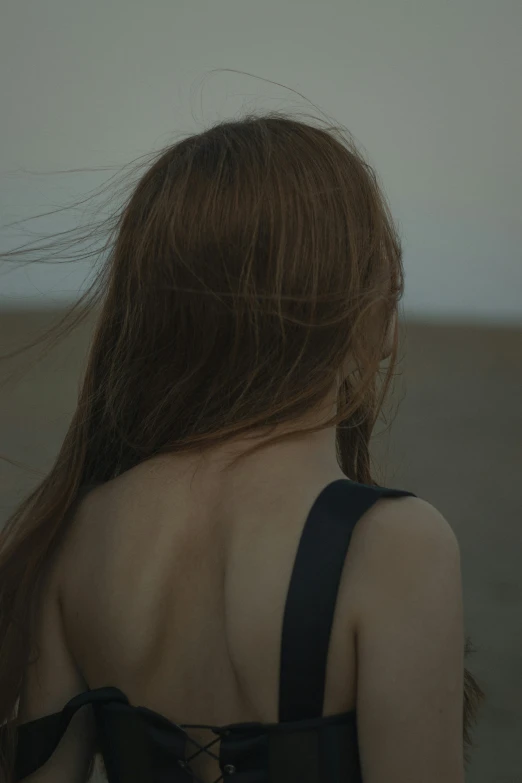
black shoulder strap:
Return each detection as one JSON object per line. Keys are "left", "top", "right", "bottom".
{"left": 278, "top": 479, "right": 415, "bottom": 722}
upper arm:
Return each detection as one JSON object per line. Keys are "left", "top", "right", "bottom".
{"left": 353, "top": 496, "right": 465, "bottom": 783}
{"left": 17, "top": 563, "right": 97, "bottom": 782}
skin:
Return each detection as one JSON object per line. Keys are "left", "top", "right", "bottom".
{"left": 18, "top": 310, "right": 465, "bottom": 783}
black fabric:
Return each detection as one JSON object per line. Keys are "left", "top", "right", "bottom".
{"left": 279, "top": 480, "right": 413, "bottom": 723}
{"left": 1, "top": 479, "right": 415, "bottom": 782}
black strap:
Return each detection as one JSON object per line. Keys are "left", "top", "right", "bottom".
{"left": 278, "top": 479, "right": 415, "bottom": 723}
{"left": 0, "top": 688, "right": 133, "bottom": 780}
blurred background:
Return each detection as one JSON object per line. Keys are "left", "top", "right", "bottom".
{"left": 1, "top": 1, "right": 521, "bottom": 780}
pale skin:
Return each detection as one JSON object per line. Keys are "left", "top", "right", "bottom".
{"left": 18, "top": 312, "right": 465, "bottom": 783}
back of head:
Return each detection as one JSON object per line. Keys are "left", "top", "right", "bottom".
{"left": 89, "top": 113, "right": 403, "bottom": 480}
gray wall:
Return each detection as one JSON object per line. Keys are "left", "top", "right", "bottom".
{"left": 1, "top": 0, "right": 521, "bottom": 321}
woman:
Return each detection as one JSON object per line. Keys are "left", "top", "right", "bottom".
{"left": 0, "top": 114, "right": 482, "bottom": 782}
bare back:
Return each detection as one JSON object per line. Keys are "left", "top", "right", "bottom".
{"left": 57, "top": 454, "right": 358, "bottom": 781}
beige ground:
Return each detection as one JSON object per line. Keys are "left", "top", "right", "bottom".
{"left": 1, "top": 310, "right": 521, "bottom": 782}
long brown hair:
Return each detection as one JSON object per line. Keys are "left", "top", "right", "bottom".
{"left": 0, "top": 112, "right": 482, "bottom": 779}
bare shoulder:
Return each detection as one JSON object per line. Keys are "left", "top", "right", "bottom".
{"left": 352, "top": 494, "right": 459, "bottom": 561}
{"left": 346, "top": 494, "right": 462, "bottom": 618}
{"left": 348, "top": 496, "right": 466, "bottom": 780}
